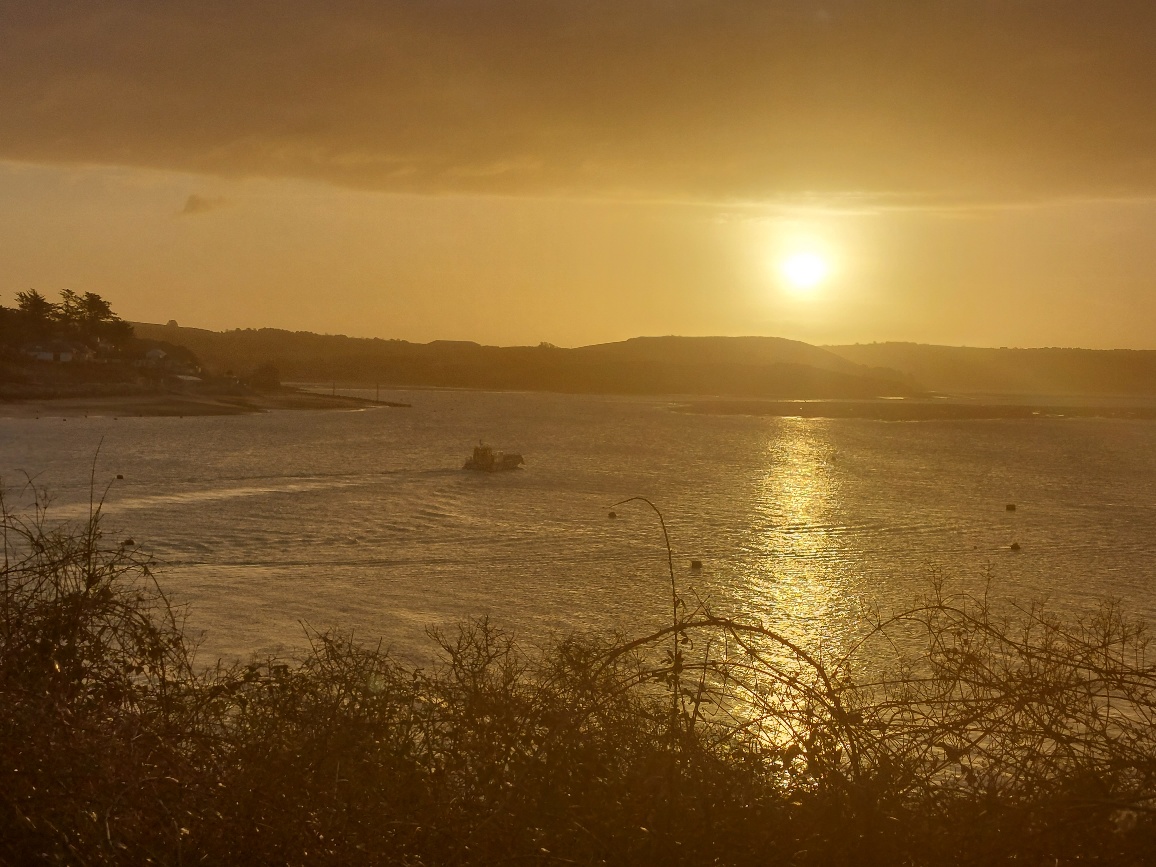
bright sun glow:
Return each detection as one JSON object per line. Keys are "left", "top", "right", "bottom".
{"left": 780, "top": 251, "right": 831, "bottom": 292}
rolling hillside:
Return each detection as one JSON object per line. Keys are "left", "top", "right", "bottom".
{"left": 826, "top": 343, "right": 1156, "bottom": 397}
{"left": 132, "top": 324, "right": 917, "bottom": 399}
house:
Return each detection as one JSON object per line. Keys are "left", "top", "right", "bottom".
{"left": 135, "top": 347, "right": 169, "bottom": 369}
{"left": 171, "top": 374, "right": 204, "bottom": 393}
{"left": 24, "top": 345, "right": 60, "bottom": 362}
{"left": 22, "top": 341, "right": 91, "bottom": 363}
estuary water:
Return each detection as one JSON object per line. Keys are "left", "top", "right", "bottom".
{"left": 3, "top": 388, "right": 1156, "bottom": 662}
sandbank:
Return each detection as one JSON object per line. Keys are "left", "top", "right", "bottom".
{"left": 0, "top": 390, "right": 409, "bottom": 419}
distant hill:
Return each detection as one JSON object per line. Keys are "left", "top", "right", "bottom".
{"left": 826, "top": 343, "right": 1156, "bottom": 397}
{"left": 132, "top": 324, "right": 917, "bottom": 399}
{"left": 576, "top": 335, "right": 884, "bottom": 375}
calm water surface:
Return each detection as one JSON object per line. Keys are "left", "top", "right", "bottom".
{"left": 3, "top": 389, "right": 1155, "bottom": 662}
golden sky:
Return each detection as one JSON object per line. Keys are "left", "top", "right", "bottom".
{"left": 2, "top": 1, "right": 1155, "bottom": 347}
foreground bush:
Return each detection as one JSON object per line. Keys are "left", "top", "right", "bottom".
{"left": 2, "top": 494, "right": 1155, "bottom": 865}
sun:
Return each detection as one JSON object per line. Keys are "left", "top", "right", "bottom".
{"left": 779, "top": 251, "right": 831, "bottom": 292}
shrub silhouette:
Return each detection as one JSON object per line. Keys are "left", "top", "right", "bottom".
{"left": 2, "top": 490, "right": 1155, "bottom": 865}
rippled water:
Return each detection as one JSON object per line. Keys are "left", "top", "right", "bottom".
{"left": 3, "top": 389, "right": 1155, "bottom": 662}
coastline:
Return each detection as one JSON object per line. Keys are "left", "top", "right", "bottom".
{"left": 675, "top": 398, "right": 1156, "bottom": 421}
{"left": 0, "top": 388, "right": 409, "bottom": 419}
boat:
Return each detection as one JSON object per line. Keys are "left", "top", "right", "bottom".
{"left": 463, "top": 443, "right": 524, "bottom": 472}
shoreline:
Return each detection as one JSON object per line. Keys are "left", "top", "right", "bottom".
{"left": 7, "top": 387, "right": 1156, "bottom": 422}
{"left": 0, "top": 388, "right": 410, "bottom": 419}
{"left": 675, "top": 398, "right": 1156, "bottom": 421}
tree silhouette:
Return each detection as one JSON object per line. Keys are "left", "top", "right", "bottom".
{"left": 16, "top": 289, "right": 58, "bottom": 321}
{"left": 59, "top": 289, "right": 84, "bottom": 326}
{"left": 15, "top": 290, "right": 59, "bottom": 340}
{"left": 4, "top": 289, "right": 134, "bottom": 347}
{"left": 81, "top": 292, "right": 115, "bottom": 328}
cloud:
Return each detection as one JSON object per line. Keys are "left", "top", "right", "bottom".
{"left": 2, "top": 1, "right": 1155, "bottom": 204}
{"left": 179, "top": 194, "right": 228, "bottom": 216}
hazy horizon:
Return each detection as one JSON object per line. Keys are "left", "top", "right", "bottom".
{"left": 123, "top": 318, "right": 1156, "bottom": 353}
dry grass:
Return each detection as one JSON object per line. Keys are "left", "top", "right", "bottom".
{"left": 2, "top": 490, "right": 1155, "bottom": 865}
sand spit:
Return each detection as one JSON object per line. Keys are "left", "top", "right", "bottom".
{"left": 0, "top": 389, "right": 409, "bottom": 419}
{"left": 676, "top": 398, "right": 1156, "bottom": 421}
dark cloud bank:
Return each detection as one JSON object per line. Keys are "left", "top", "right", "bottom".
{"left": 2, "top": 0, "right": 1155, "bottom": 202}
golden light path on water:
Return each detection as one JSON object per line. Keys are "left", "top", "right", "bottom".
{"left": 689, "top": 417, "right": 873, "bottom": 746}
{"left": 730, "top": 418, "right": 867, "bottom": 664}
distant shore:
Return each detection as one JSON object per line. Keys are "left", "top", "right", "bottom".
{"left": 676, "top": 398, "right": 1156, "bottom": 421}
{"left": 0, "top": 388, "right": 409, "bottom": 419}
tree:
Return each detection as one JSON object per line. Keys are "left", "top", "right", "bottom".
{"left": 100, "top": 318, "right": 135, "bottom": 346}
{"left": 0, "top": 305, "right": 18, "bottom": 345}
{"left": 58, "top": 289, "right": 84, "bottom": 326}
{"left": 80, "top": 292, "right": 115, "bottom": 328}
{"left": 3, "top": 288, "right": 134, "bottom": 348}
{"left": 57, "top": 290, "right": 131, "bottom": 345}
{"left": 14, "top": 290, "right": 59, "bottom": 340}
{"left": 16, "top": 289, "right": 58, "bottom": 322}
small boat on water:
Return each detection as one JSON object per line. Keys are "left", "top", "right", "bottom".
{"left": 464, "top": 443, "right": 524, "bottom": 472}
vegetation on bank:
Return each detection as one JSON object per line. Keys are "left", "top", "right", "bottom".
{"left": 1, "top": 290, "right": 135, "bottom": 349}
{"left": 131, "top": 324, "right": 917, "bottom": 399}
{"left": 3, "top": 490, "right": 1156, "bottom": 866}
{"left": 0, "top": 290, "right": 200, "bottom": 400}
{"left": 0, "top": 291, "right": 285, "bottom": 400}
{"left": 0, "top": 290, "right": 145, "bottom": 366}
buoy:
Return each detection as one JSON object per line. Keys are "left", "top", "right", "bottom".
{"left": 1006, "top": 504, "right": 1016, "bottom": 511}
{"left": 1010, "top": 542, "right": 1021, "bottom": 551}
{"left": 608, "top": 511, "right": 617, "bottom": 519}
{"left": 690, "top": 559, "right": 703, "bottom": 570}
{"left": 116, "top": 474, "right": 124, "bottom": 480}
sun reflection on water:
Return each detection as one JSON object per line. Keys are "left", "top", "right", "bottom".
{"left": 730, "top": 418, "right": 866, "bottom": 659}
